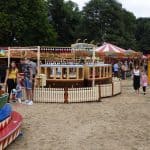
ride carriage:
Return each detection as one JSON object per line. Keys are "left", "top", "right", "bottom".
{"left": 84, "top": 63, "right": 112, "bottom": 86}
{"left": 40, "top": 63, "right": 84, "bottom": 87}
{"left": 40, "top": 61, "right": 112, "bottom": 88}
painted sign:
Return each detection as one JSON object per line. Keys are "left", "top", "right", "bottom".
{"left": 0, "top": 49, "right": 6, "bottom": 57}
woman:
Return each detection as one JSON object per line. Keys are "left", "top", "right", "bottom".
{"left": 133, "top": 66, "right": 141, "bottom": 94}
{"left": 4, "top": 62, "right": 18, "bottom": 101}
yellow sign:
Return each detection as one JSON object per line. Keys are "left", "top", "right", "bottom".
{"left": 148, "top": 59, "right": 150, "bottom": 84}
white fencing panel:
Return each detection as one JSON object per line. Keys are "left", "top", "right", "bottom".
{"left": 68, "top": 86, "right": 99, "bottom": 103}
{"left": 100, "top": 84, "right": 112, "bottom": 97}
{"left": 113, "top": 81, "right": 121, "bottom": 95}
{"left": 33, "top": 88, "right": 64, "bottom": 103}
{"left": 22, "top": 81, "right": 121, "bottom": 103}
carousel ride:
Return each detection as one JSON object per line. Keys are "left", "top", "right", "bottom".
{"left": 39, "top": 46, "right": 112, "bottom": 88}
{"left": 0, "top": 93, "right": 22, "bottom": 150}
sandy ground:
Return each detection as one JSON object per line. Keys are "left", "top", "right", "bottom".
{"left": 7, "top": 79, "right": 150, "bottom": 150}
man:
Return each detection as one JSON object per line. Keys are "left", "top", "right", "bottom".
{"left": 29, "top": 59, "right": 37, "bottom": 78}
{"left": 22, "top": 58, "right": 33, "bottom": 105}
{"left": 29, "top": 59, "right": 37, "bottom": 95}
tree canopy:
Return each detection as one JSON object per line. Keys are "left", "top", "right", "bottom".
{"left": 79, "top": 0, "right": 137, "bottom": 49}
{"left": 0, "top": 0, "right": 150, "bottom": 52}
{"left": 136, "top": 18, "right": 150, "bottom": 53}
{"left": 0, "top": 0, "right": 56, "bottom": 46}
{"left": 47, "top": 0, "right": 81, "bottom": 46}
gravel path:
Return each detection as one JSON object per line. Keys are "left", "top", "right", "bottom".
{"left": 7, "top": 80, "right": 150, "bottom": 150}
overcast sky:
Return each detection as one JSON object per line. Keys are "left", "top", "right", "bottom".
{"left": 72, "top": 0, "right": 150, "bottom": 18}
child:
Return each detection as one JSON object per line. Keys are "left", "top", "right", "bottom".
{"left": 141, "top": 71, "right": 148, "bottom": 95}
{"left": 11, "top": 77, "right": 23, "bottom": 103}
{"left": 16, "top": 77, "right": 23, "bottom": 103}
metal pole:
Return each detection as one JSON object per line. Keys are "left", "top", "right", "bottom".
{"left": 92, "top": 47, "right": 96, "bottom": 87}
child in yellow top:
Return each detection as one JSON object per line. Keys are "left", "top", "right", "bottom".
{"left": 7, "top": 68, "right": 18, "bottom": 79}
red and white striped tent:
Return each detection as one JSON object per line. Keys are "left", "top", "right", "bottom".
{"left": 142, "top": 55, "right": 147, "bottom": 59}
{"left": 95, "top": 42, "right": 126, "bottom": 54}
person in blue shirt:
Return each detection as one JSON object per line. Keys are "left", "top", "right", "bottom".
{"left": 113, "top": 62, "right": 119, "bottom": 77}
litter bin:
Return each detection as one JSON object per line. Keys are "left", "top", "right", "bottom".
{"left": 36, "top": 74, "right": 46, "bottom": 87}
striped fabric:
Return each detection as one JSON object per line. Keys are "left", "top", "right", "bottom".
{"left": 96, "top": 42, "right": 126, "bottom": 53}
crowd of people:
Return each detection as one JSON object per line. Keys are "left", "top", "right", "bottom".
{"left": 113, "top": 60, "right": 148, "bottom": 95}
{"left": 2, "top": 58, "right": 37, "bottom": 105}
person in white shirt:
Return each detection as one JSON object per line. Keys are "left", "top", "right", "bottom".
{"left": 133, "top": 66, "right": 140, "bottom": 94}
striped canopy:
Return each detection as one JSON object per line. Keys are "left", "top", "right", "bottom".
{"left": 95, "top": 42, "right": 126, "bottom": 53}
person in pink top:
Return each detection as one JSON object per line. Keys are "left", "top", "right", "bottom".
{"left": 141, "top": 71, "right": 148, "bottom": 95}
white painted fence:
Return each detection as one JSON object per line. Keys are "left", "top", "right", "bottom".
{"left": 113, "top": 81, "right": 121, "bottom": 95}
{"left": 68, "top": 86, "right": 99, "bottom": 103}
{"left": 22, "top": 81, "right": 121, "bottom": 103}
{"left": 100, "top": 84, "right": 112, "bottom": 97}
{"left": 34, "top": 88, "right": 64, "bottom": 103}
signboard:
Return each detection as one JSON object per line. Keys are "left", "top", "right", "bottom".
{"left": 148, "top": 60, "right": 150, "bottom": 84}
{"left": 0, "top": 49, "right": 6, "bottom": 57}
{"left": 71, "top": 43, "right": 95, "bottom": 51}
{"left": 10, "top": 50, "right": 37, "bottom": 59}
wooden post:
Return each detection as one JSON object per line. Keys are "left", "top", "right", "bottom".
{"left": 112, "top": 82, "right": 114, "bottom": 96}
{"left": 37, "top": 46, "right": 40, "bottom": 75}
{"left": 98, "top": 85, "right": 102, "bottom": 102}
{"left": 104, "top": 67, "right": 106, "bottom": 77}
{"left": 8, "top": 47, "right": 10, "bottom": 67}
{"left": 76, "top": 67, "right": 79, "bottom": 79}
{"left": 64, "top": 88, "right": 68, "bottom": 103}
{"left": 54, "top": 67, "right": 56, "bottom": 79}
{"left": 106, "top": 66, "right": 108, "bottom": 77}
{"left": 67, "top": 67, "right": 69, "bottom": 79}
{"left": 92, "top": 47, "right": 96, "bottom": 87}
{"left": 109, "top": 66, "right": 111, "bottom": 77}
{"left": 99, "top": 67, "right": 102, "bottom": 78}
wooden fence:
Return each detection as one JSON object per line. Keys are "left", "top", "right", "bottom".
{"left": 22, "top": 81, "right": 121, "bottom": 103}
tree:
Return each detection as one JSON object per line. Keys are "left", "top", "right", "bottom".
{"left": 48, "top": 0, "right": 81, "bottom": 46}
{"left": 0, "top": 0, "right": 56, "bottom": 46}
{"left": 121, "top": 9, "right": 137, "bottom": 49}
{"left": 136, "top": 18, "right": 150, "bottom": 53}
{"left": 79, "top": 0, "right": 137, "bottom": 49}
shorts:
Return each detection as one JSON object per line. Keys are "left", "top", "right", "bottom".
{"left": 24, "top": 78, "right": 32, "bottom": 90}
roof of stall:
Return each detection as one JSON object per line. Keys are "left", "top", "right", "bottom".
{"left": 95, "top": 42, "right": 126, "bottom": 53}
